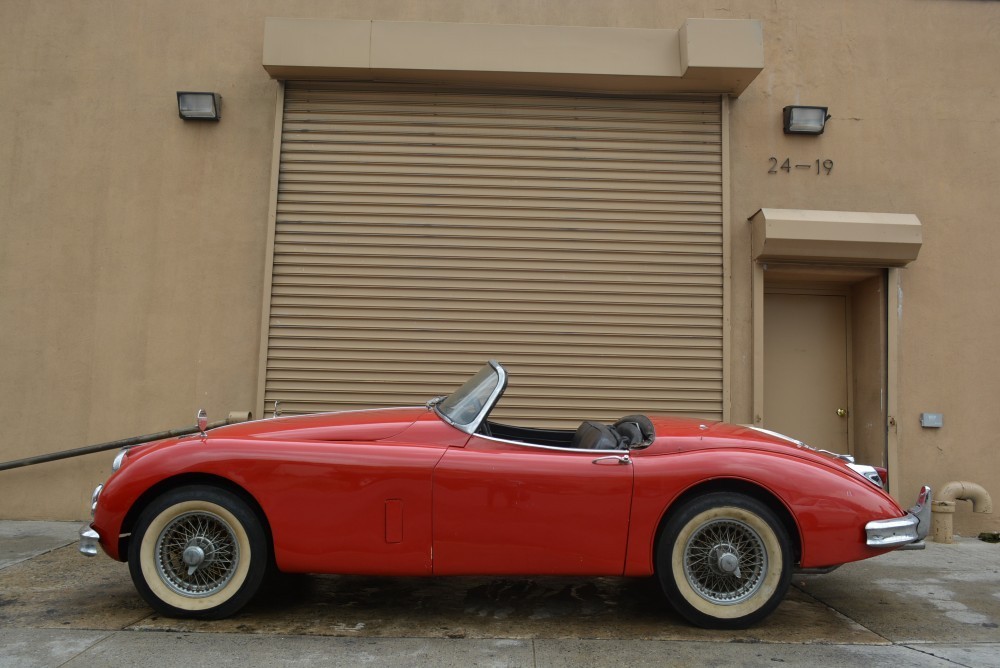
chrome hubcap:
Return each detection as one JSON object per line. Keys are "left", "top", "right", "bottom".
{"left": 683, "top": 518, "right": 767, "bottom": 605}
{"left": 155, "top": 511, "right": 239, "bottom": 598}
{"left": 182, "top": 545, "right": 206, "bottom": 570}
{"left": 715, "top": 549, "right": 741, "bottom": 577}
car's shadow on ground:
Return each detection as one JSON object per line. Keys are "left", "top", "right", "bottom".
{"left": 0, "top": 546, "right": 886, "bottom": 644}
{"left": 243, "top": 573, "right": 680, "bottom": 638}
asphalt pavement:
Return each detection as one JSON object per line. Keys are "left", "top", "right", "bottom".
{"left": 1, "top": 520, "right": 998, "bottom": 667}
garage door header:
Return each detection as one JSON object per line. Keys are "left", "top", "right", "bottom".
{"left": 262, "top": 18, "right": 764, "bottom": 96}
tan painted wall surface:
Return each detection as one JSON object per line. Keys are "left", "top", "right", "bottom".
{"left": 1, "top": 0, "right": 997, "bottom": 535}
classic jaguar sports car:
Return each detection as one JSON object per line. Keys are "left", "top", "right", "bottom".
{"left": 80, "top": 360, "right": 931, "bottom": 629}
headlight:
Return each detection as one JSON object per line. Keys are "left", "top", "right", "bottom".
{"left": 111, "top": 448, "right": 127, "bottom": 472}
{"left": 90, "top": 484, "right": 103, "bottom": 517}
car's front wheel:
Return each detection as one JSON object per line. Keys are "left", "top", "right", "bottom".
{"left": 656, "top": 492, "right": 792, "bottom": 629}
{"left": 128, "top": 485, "right": 268, "bottom": 618}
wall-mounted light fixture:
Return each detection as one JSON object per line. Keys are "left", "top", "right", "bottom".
{"left": 177, "top": 92, "right": 222, "bottom": 121}
{"left": 783, "top": 106, "right": 829, "bottom": 135}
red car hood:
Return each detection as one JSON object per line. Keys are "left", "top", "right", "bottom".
{"left": 206, "top": 406, "right": 429, "bottom": 443}
{"left": 115, "top": 406, "right": 434, "bottom": 471}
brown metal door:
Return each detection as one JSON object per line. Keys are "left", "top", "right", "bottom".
{"left": 763, "top": 292, "right": 850, "bottom": 451}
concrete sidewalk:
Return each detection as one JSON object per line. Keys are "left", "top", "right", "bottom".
{"left": 0, "top": 520, "right": 79, "bottom": 569}
{"left": 1, "top": 520, "right": 998, "bottom": 667}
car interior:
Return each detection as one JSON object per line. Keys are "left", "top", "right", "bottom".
{"left": 479, "top": 414, "right": 655, "bottom": 450}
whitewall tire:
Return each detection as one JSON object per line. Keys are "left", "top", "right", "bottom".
{"left": 128, "top": 485, "right": 268, "bottom": 618}
{"left": 656, "top": 492, "right": 792, "bottom": 629}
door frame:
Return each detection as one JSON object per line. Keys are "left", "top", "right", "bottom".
{"left": 753, "top": 264, "right": 902, "bottom": 497}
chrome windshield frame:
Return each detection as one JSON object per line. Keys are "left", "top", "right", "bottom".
{"left": 434, "top": 360, "right": 508, "bottom": 435}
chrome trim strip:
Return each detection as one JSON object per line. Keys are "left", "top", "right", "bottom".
{"left": 257, "top": 405, "right": 419, "bottom": 422}
{"left": 747, "top": 426, "right": 804, "bottom": 446}
{"left": 474, "top": 433, "right": 626, "bottom": 454}
{"left": 820, "top": 449, "right": 855, "bottom": 463}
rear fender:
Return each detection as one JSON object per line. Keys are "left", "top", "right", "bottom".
{"left": 625, "top": 449, "right": 903, "bottom": 575}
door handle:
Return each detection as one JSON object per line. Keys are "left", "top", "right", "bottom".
{"left": 593, "top": 454, "right": 631, "bottom": 465}
{"left": 837, "top": 408, "right": 848, "bottom": 418}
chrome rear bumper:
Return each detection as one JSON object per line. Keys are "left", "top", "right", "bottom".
{"left": 865, "top": 485, "right": 932, "bottom": 548}
{"left": 79, "top": 525, "right": 100, "bottom": 556}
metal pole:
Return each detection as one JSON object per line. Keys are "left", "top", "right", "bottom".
{"left": 0, "top": 412, "right": 251, "bottom": 473}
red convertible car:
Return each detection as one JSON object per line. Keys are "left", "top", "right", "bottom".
{"left": 80, "top": 361, "right": 930, "bottom": 629}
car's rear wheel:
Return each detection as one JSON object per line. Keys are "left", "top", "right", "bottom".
{"left": 128, "top": 485, "right": 268, "bottom": 618}
{"left": 656, "top": 492, "right": 791, "bottom": 629}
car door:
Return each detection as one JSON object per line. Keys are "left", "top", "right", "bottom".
{"left": 431, "top": 434, "right": 634, "bottom": 575}
{"left": 255, "top": 439, "right": 445, "bottom": 576}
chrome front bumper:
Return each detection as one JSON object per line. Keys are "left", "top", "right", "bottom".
{"left": 865, "top": 485, "right": 932, "bottom": 549}
{"left": 79, "top": 525, "right": 100, "bottom": 556}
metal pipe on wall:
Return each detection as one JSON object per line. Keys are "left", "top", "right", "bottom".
{"left": 931, "top": 480, "right": 994, "bottom": 543}
{"left": 0, "top": 411, "right": 253, "bottom": 473}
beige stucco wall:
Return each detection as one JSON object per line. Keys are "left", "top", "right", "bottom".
{"left": 0, "top": 1, "right": 278, "bottom": 517}
{"left": 1, "top": 0, "right": 997, "bottom": 535}
{"left": 725, "top": 0, "right": 1000, "bottom": 535}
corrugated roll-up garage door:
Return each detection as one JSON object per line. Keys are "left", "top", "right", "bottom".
{"left": 264, "top": 82, "right": 723, "bottom": 426}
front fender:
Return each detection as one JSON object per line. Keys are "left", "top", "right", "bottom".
{"left": 90, "top": 437, "right": 254, "bottom": 560}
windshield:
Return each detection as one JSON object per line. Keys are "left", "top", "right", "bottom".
{"left": 436, "top": 362, "right": 504, "bottom": 430}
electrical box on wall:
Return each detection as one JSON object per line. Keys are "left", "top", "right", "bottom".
{"left": 920, "top": 413, "right": 944, "bottom": 428}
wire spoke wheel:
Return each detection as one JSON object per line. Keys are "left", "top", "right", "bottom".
{"left": 656, "top": 492, "right": 792, "bottom": 629}
{"left": 129, "top": 485, "right": 269, "bottom": 619}
{"left": 682, "top": 518, "right": 766, "bottom": 604}
{"left": 155, "top": 511, "right": 240, "bottom": 597}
